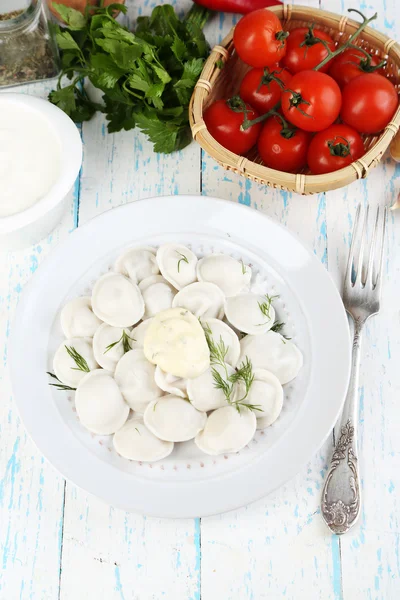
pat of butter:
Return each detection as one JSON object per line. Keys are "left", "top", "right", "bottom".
{"left": 143, "top": 307, "right": 210, "bottom": 379}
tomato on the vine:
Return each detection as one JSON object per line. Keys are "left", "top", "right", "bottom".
{"left": 307, "top": 124, "right": 364, "bottom": 175}
{"left": 329, "top": 48, "right": 386, "bottom": 89}
{"left": 282, "top": 26, "right": 335, "bottom": 73}
{"left": 239, "top": 66, "right": 292, "bottom": 114}
{"left": 258, "top": 114, "right": 311, "bottom": 173}
{"left": 341, "top": 73, "right": 398, "bottom": 134}
{"left": 281, "top": 70, "right": 342, "bottom": 132}
{"left": 203, "top": 97, "right": 261, "bottom": 155}
{"left": 233, "top": 9, "right": 288, "bottom": 68}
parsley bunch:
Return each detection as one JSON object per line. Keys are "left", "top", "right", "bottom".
{"left": 49, "top": 2, "right": 210, "bottom": 153}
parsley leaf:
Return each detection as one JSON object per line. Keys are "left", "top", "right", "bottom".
{"left": 49, "top": 3, "right": 210, "bottom": 154}
{"left": 52, "top": 3, "right": 87, "bottom": 29}
{"left": 56, "top": 31, "right": 83, "bottom": 53}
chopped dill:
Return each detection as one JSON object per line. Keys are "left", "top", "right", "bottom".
{"left": 176, "top": 251, "right": 189, "bottom": 272}
{"left": 104, "top": 330, "right": 135, "bottom": 354}
{"left": 47, "top": 371, "right": 76, "bottom": 392}
{"left": 202, "top": 322, "right": 261, "bottom": 413}
{"left": 65, "top": 345, "right": 90, "bottom": 372}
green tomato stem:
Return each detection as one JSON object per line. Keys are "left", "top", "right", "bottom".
{"left": 313, "top": 9, "right": 378, "bottom": 72}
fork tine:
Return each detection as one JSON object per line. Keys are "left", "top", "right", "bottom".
{"left": 357, "top": 205, "right": 369, "bottom": 284}
{"left": 344, "top": 204, "right": 362, "bottom": 287}
{"left": 374, "top": 206, "right": 387, "bottom": 292}
{"left": 364, "top": 206, "right": 379, "bottom": 286}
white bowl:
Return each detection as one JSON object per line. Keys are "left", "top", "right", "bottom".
{"left": 0, "top": 93, "right": 82, "bottom": 250}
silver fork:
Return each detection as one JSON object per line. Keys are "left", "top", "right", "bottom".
{"left": 321, "top": 204, "right": 387, "bottom": 535}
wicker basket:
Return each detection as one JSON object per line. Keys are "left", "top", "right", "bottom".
{"left": 189, "top": 4, "right": 400, "bottom": 195}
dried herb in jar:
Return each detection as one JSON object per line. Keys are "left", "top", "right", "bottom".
{"left": 0, "top": 2, "right": 60, "bottom": 88}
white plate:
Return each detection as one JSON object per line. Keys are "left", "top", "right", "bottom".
{"left": 10, "top": 196, "right": 350, "bottom": 518}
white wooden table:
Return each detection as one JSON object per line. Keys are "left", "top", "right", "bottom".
{"left": 1, "top": 0, "right": 400, "bottom": 598}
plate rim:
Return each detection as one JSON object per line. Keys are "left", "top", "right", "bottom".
{"left": 10, "top": 195, "right": 351, "bottom": 517}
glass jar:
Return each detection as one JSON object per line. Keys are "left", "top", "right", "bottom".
{"left": 0, "top": 0, "right": 60, "bottom": 88}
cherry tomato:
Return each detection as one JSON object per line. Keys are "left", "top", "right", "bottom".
{"left": 204, "top": 97, "right": 262, "bottom": 155}
{"left": 341, "top": 73, "right": 398, "bottom": 134}
{"left": 239, "top": 66, "right": 292, "bottom": 115}
{"left": 329, "top": 48, "right": 386, "bottom": 89}
{"left": 233, "top": 9, "right": 288, "bottom": 68}
{"left": 307, "top": 124, "right": 364, "bottom": 175}
{"left": 281, "top": 70, "right": 342, "bottom": 132}
{"left": 283, "top": 27, "right": 335, "bottom": 74}
{"left": 258, "top": 115, "right": 311, "bottom": 173}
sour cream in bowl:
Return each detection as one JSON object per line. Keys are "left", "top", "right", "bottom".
{"left": 0, "top": 93, "right": 82, "bottom": 249}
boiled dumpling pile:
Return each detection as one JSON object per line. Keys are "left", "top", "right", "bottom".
{"left": 50, "top": 244, "right": 303, "bottom": 463}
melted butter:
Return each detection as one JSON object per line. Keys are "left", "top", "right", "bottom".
{"left": 143, "top": 307, "right": 210, "bottom": 378}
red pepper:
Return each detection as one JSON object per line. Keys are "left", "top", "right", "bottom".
{"left": 193, "top": 0, "right": 282, "bottom": 14}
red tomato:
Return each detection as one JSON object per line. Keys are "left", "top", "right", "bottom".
{"left": 258, "top": 115, "right": 311, "bottom": 173}
{"left": 233, "top": 9, "right": 288, "bottom": 68}
{"left": 307, "top": 124, "right": 364, "bottom": 175}
{"left": 329, "top": 48, "right": 385, "bottom": 89}
{"left": 281, "top": 70, "right": 342, "bottom": 132}
{"left": 203, "top": 97, "right": 262, "bottom": 155}
{"left": 283, "top": 27, "right": 335, "bottom": 74}
{"left": 239, "top": 66, "right": 292, "bottom": 115}
{"left": 341, "top": 73, "right": 398, "bottom": 134}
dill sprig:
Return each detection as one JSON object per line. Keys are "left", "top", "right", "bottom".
{"left": 258, "top": 294, "right": 278, "bottom": 323}
{"left": 271, "top": 320, "right": 285, "bottom": 333}
{"left": 104, "top": 330, "right": 135, "bottom": 355}
{"left": 47, "top": 372, "right": 76, "bottom": 392}
{"left": 202, "top": 322, "right": 261, "bottom": 413}
{"left": 65, "top": 345, "right": 90, "bottom": 372}
{"left": 271, "top": 319, "right": 291, "bottom": 340}
{"left": 176, "top": 251, "right": 189, "bottom": 272}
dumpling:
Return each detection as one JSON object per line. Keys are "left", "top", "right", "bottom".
{"left": 225, "top": 293, "right": 275, "bottom": 335}
{"left": 113, "top": 417, "right": 174, "bottom": 462}
{"left": 172, "top": 282, "right": 225, "bottom": 319}
{"left": 53, "top": 337, "right": 98, "bottom": 388}
{"left": 91, "top": 272, "right": 144, "bottom": 327}
{"left": 131, "top": 318, "right": 154, "bottom": 349}
{"left": 143, "top": 307, "right": 210, "bottom": 379}
{"left": 114, "top": 349, "right": 163, "bottom": 413}
{"left": 154, "top": 366, "right": 188, "bottom": 399}
{"left": 144, "top": 395, "right": 207, "bottom": 442}
{"left": 201, "top": 318, "right": 240, "bottom": 367}
{"left": 114, "top": 246, "right": 159, "bottom": 284}
{"left": 195, "top": 406, "right": 256, "bottom": 455}
{"left": 60, "top": 296, "right": 102, "bottom": 338}
{"left": 187, "top": 363, "right": 233, "bottom": 412}
{"left": 139, "top": 275, "right": 176, "bottom": 318}
{"left": 239, "top": 331, "right": 303, "bottom": 384}
{"left": 197, "top": 254, "right": 252, "bottom": 297}
{"left": 93, "top": 323, "right": 133, "bottom": 371}
{"left": 75, "top": 370, "right": 129, "bottom": 435}
{"left": 244, "top": 368, "right": 283, "bottom": 428}
{"left": 156, "top": 243, "right": 197, "bottom": 290}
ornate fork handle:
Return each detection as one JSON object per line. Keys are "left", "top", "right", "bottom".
{"left": 321, "top": 318, "right": 364, "bottom": 534}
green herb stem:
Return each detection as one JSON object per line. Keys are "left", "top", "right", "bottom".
{"left": 47, "top": 372, "right": 76, "bottom": 392}
{"left": 202, "top": 323, "right": 261, "bottom": 413}
{"left": 104, "top": 330, "right": 135, "bottom": 355}
{"left": 176, "top": 251, "right": 189, "bottom": 272}
{"left": 183, "top": 4, "right": 212, "bottom": 29}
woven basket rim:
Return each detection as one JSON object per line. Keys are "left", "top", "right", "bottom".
{"left": 189, "top": 4, "right": 400, "bottom": 194}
